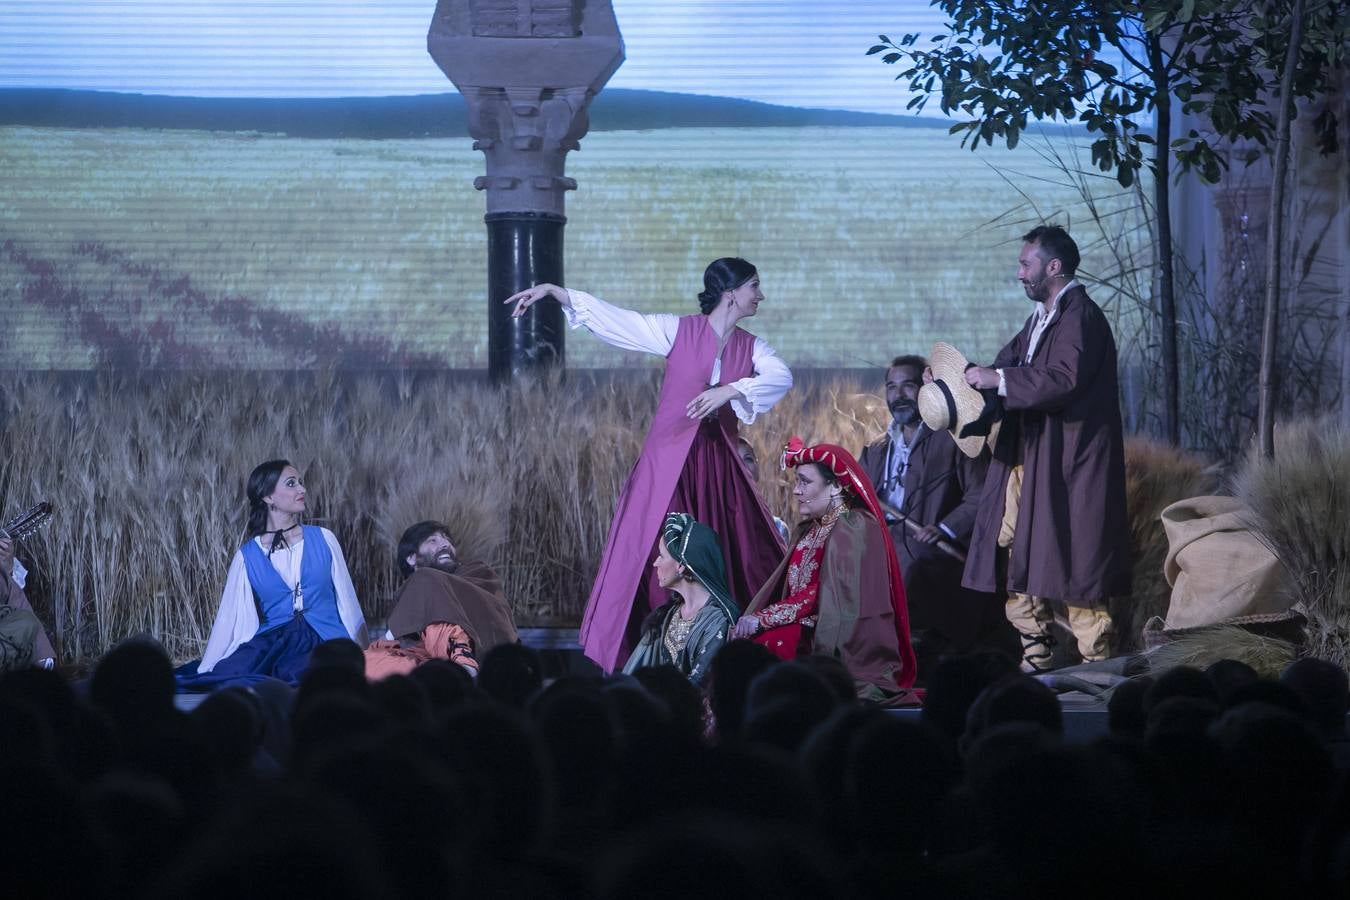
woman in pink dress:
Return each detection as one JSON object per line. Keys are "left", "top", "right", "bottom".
{"left": 505, "top": 259, "right": 792, "bottom": 672}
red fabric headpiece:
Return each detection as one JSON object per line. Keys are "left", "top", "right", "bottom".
{"left": 780, "top": 436, "right": 916, "bottom": 690}
{"left": 781, "top": 437, "right": 874, "bottom": 504}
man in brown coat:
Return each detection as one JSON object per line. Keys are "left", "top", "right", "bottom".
{"left": 364, "top": 520, "right": 518, "bottom": 679}
{"left": 860, "top": 355, "right": 1015, "bottom": 678}
{"left": 962, "top": 225, "right": 1131, "bottom": 670}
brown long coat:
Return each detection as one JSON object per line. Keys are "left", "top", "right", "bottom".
{"left": 962, "top": 285, "right": 1132, "bottom": 603}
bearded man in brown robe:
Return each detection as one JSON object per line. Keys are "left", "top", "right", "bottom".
{"left": 364, "top": 520, "right": 518, "bottom": 679}
{"left": 961, "top": 225, "right": 1131, "bottom": 671}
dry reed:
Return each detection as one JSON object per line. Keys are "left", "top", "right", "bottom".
{"left": 1232, "top": 417, "right": 1350, "bottom": 667}
{"left": 1144, "top": 625, "right": 1299, "bottom": 680}
{"left": 5, "top": 369, "right": 1223, "bottom": 666}
{"left": 1112, "top": 436, "right": 1216, "bottom": 653}
{"left": 0, "top": 370, "right": 888, "bottom": 663}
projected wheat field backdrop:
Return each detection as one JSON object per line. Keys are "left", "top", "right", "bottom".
{"left": 1, "top": 122, "right": 1144, "bottom": 371}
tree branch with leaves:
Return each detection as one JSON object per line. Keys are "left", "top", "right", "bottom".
{"left": 871, "top": 0, "right": 1343, "bottom": 446}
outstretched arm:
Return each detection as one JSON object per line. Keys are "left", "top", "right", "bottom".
{"left": 504, "top": 282, "right": 573, "bottom": 316}
{"left": 504, "top": 284, "right": 678, "bottom": 356}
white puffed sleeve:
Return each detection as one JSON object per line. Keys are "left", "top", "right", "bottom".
{"left": 322, "top": 527, "right": 369, "bottom": 647}
{"left": 198, "top": 551, "right": 258, "bottom": 673}
{"left": 726, "top": 336, "right": 794, "bottom": 424}
{"left": 563, "top": 289, "right": 680, "bottom": 356}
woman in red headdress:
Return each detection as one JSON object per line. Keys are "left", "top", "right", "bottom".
{"left": 732, "top": 438, "right": 917, "bottom": 703}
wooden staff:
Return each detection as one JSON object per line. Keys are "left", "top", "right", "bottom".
{"left": 878, "top": 501, "right": 967, "bottom": 563}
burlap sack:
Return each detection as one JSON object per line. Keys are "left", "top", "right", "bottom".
{"left": 1160, "top": 495, "right": 1296, "bottom": 632}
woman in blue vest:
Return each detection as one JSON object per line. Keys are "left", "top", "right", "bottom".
{"left": 178, "top": 459, "right": 367, "bottom": 689}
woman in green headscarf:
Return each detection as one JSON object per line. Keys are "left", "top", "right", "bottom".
{"left": 623, "top": 512, "right": 741, "bottom": 687}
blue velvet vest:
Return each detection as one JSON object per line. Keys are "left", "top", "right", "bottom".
{"left": 241, "top": 525, "right": 346, "bottom": 640}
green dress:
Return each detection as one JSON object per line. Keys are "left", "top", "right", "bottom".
{"left": 623, "top": 600, "right": 733, "bottom": 686}
{"left": 621, "top": 511, "right": 741, "bottom": 686}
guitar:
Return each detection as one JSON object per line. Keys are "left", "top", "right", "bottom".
{"left": 0, "top": 501, "right": 54, "bottom": 543}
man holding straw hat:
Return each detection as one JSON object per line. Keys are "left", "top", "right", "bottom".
{"left": 862, "top": 354, "right": 1015, "bottom": 678}
{"left": 926, "top": 225, "right": 1130, "bottom": 672}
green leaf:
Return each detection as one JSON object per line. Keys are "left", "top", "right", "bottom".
{"left": 866, "top": 45, "right": 888, "bottom": 55}
{"left": 1143, "top": 9, "right": 1171, "bottom": 32}
{"left": 883, "top": 52, "right": 902, "bottom": 63}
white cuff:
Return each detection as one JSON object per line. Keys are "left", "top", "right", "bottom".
{"left": 727, "top": 380, "right": 756, "bottom": 424}
{"left": 562, "top": 288, "right": 589, "bottom": 330}
{"left": 996, "top": 368, "right": 1007, "bottom": 397}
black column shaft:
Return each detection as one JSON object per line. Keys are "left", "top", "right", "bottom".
{"left": 486, "top": 212, "right": 566, "bottom": 382}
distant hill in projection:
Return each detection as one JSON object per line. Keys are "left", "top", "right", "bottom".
{"left": 0, "top": 87, "right": 966, "bottom": 137}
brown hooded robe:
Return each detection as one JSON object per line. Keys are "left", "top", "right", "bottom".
{"left": 386, "top": 561, "right": 518, "bottom": 655}
{"left": 962, "top": 285, "right": 1132, "bottom": 603}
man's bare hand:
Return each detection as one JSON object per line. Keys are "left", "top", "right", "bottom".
{"left": 964, "top": 366, "right": 1000, "bottom": 391}
{"left": 914, "top": 524, "right": 944, "bottom": 545}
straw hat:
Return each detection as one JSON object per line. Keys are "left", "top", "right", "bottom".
{"left": 917, "top": 341, "right": 999, "bottom": 459}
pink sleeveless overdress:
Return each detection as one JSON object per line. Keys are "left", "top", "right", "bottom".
{"left": 578, "top": 316, "right": 787, "bottom": 671}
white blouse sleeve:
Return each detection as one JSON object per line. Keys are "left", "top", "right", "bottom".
{"left": 562, "top": 289, "right": 680, "bottom": 356}
{"left": 726, "top": 336, "right": 794, "bottom": 424}
{"left": 198, "top": 550, "right": 258, "bottom": 673}
{"left": 323, "top": 527, "right": 369, "bottom": 648}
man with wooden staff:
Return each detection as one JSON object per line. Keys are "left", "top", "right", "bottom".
{"left": 860, "top": 354, "right": 1014, "bottom": 680}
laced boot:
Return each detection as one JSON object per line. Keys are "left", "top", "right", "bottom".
{"left": 1005, "top": 592, "right": 1056, "bottom": 672}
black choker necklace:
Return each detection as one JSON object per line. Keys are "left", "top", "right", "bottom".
{"left": 265, "top": 522, "right": 302, "bottom": 554}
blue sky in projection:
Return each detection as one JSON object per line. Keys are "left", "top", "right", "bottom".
{"left": 0, "top": 0, "right": 941, "bottom": 114}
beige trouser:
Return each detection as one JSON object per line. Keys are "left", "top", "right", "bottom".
{"left": 999, "top": 466, "right": 1114, "bottom": 669}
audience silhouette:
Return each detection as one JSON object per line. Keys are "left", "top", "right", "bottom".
{"left": 4, "top": 636, "right": 1350, "bottom": 900}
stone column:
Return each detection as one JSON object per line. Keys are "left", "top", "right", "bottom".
{"left": 428, "top": 0, "right": 624, "bottom": 380}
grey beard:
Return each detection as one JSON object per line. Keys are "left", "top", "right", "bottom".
{"left": 891, "top": 404, "right": 920, "bottom": 426}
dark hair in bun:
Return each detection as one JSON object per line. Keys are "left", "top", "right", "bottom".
{"left": 696, "top": 257, "right": 757, "bottom": 315}
{"left": 245, "top": 459, "right": 292, "bottom": 541}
